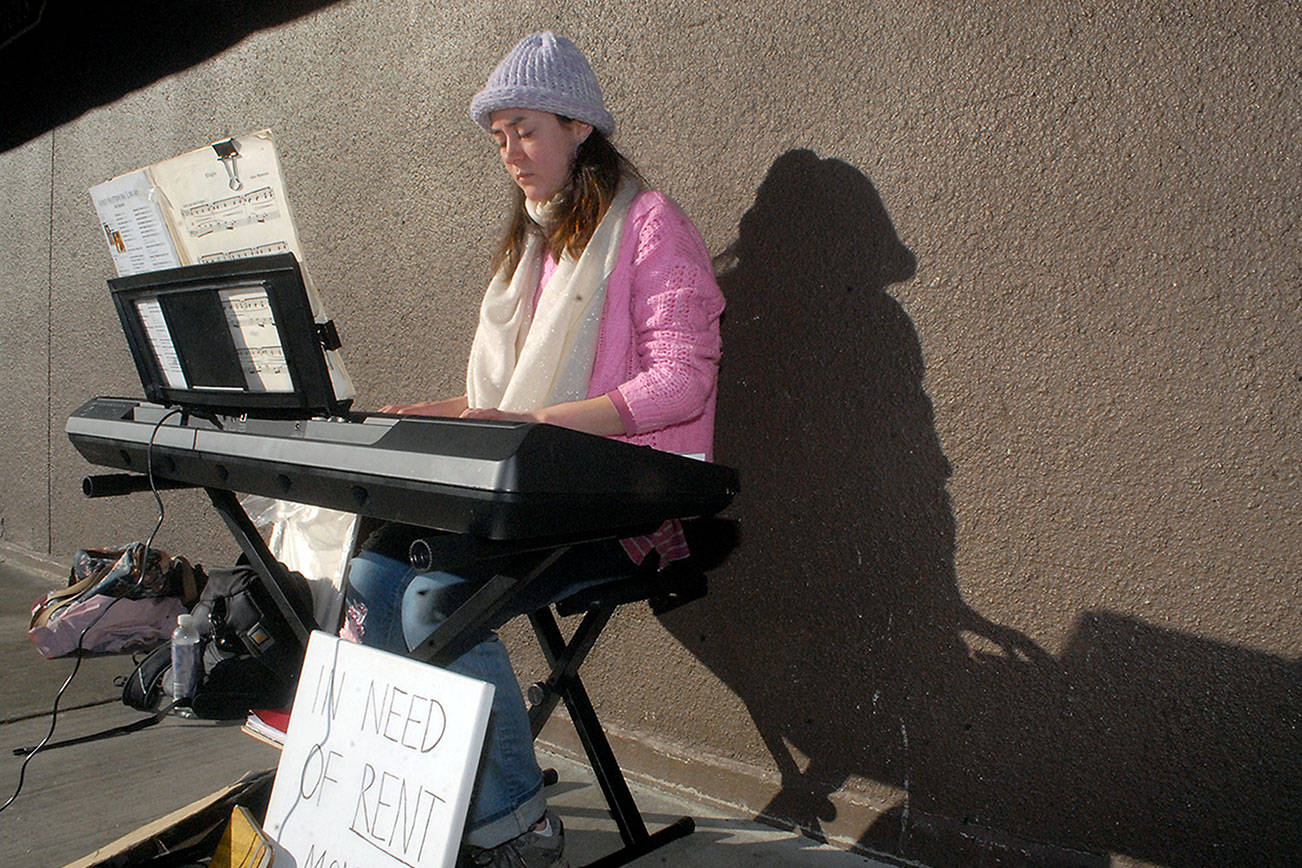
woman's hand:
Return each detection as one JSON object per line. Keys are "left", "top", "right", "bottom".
{"left": 384, "top": 394, "right": 625, "bottom": 435}
{"left": 379, "top": 395, "right": 469, "bottom": 417}
{"left": 459, "top": 407, "right": 537, "bottom": 423}
{"left": 461, "top": 395, "right": 625, "bottom": 435}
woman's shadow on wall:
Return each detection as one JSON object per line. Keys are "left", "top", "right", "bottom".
{"left": 664, "top": 150, "right": 1300, "bottom": 866}
{"left": 664, "top": 148, "right": 1048, "bottom": 848}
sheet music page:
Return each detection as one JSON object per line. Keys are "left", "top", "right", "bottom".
{"left": 89, "top": 171, "right": 183, "bottom": 276}
{"left": 146, "top": 130, "right": 356, "bottom": 403}
{"left": 133, "top": 298, "right": 188, "bottom": 388}
{"left": 219, "top": 286, "right": 294, "bottom": 392}
{"left": 146, "top": 129, "right": 306, "bottom": 265}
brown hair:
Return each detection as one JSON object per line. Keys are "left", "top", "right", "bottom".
{"left": 492, "top": 121, "right": 645, "bottom": 274}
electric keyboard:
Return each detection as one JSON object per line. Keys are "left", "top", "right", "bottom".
{"left": 66, "top": 396, "right": 739, "bottom": 541}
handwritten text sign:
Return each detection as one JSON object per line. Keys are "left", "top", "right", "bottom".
{"left": 263, "top": 630, "right": 494, "bottom": 868}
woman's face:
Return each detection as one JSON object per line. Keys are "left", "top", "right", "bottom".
{"left": 489, "top": 108, "right": 592, "bottom": 203}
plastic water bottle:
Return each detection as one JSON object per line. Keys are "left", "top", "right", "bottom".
{"left": 170, "top": 613, "right": 201, "bottom": 703}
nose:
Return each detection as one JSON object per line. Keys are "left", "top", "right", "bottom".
{"left": 502, "top": 136, "right": 524, "bottom": 166}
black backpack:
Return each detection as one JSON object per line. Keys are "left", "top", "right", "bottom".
{"left": 123, "top": 561, "right": 315, "bottom": 719}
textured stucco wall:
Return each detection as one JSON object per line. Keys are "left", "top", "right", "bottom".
{"left": 1, "top": 1, "right": 1297, "bottom": 864}
{"left": 0, "top": 135, "right": 52, "bottom": 553}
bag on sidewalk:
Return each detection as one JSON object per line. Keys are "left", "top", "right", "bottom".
{"left": 122, "top": 560, "right": 313, "bottom": 719}
{"left": 28, "top": 544, "right": 203, "bottom": 658}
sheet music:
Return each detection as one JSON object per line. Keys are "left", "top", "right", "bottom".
{"left": 147, "top": 130, "right": 306, "bottom": 266}
{"left": 219, "top": 286, "right": 294, "bottom": 392}
{"left": 89, "top": 129, "right": 357, "bottom": 406}
{"left": 89, "top": 171, "right": 183, "bottom": 277}
{"left": 147, "top": 131, "right": 354, "bottom": 403}
{"left": 133, "top": 299, "right": 188, "bottom": 388}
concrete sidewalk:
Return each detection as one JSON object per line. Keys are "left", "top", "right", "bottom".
{"left": 0, "top": 548, "right": 891, "bottom": 866}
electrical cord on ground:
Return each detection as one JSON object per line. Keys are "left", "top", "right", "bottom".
{"left": 0, "top": 407, "right": 182, "bottom": 814}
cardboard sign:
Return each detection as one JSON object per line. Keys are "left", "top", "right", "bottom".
{"left": 263, "top": 631, "right": 494, "bottom": 867}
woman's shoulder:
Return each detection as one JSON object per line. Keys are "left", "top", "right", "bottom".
{"left": 629, "top": 187, "right": 684, "bottom": 221}
{"left": 625, "top": 187, "right": 706, "bottom": 248}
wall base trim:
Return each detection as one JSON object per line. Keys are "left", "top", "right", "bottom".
{"left": 537, "top": 716, "right": 1109, "bottom": 867}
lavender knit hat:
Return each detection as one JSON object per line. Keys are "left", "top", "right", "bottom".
{"left": 470, "top": 32, "right": 615, "bottom": 136}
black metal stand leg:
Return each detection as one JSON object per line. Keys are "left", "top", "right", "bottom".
{"left": 529, "top": 608, "right": 696, "bottom": 867}
{"left": 527, "top": 607, "right": 613, "bottom": 738}
{"left": 583, "top": 818, "right": 696, "bottom": 868}
{"left": 204, "top": 487, "right": 312, "bottom": 643}
{"left": 407, "top": 545, "right": 570, "bottom": 666}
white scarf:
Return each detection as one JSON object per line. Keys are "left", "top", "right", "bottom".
{"left": 466, "top": 180, "right": 637, "bottom": 413}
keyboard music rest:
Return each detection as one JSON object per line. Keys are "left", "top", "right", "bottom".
{"left": 65, "top": 396, "right": 740, "bottom": 542}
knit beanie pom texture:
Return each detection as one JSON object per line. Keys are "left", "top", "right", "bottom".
{"left": 470, "top": 31, "right": 614, "bottom": 136}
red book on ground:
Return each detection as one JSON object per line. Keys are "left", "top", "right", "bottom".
{"left": 242, "top": 707, "right": 291, "bottom": 748}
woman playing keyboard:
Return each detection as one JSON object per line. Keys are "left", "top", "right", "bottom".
{"left": 342, "top": 31, "right": 723, "bottom": 867}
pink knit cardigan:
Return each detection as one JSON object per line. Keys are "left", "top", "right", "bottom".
{"left": 540, "top": 189, "right": 724, "bottom": 460}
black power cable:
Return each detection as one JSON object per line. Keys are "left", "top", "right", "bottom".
{"left": 0, "top": 407, "right": 182, "bottom": 813}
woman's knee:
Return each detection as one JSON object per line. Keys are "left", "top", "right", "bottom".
{"left": 400, "top": 570, "right": 479, "bottom": 647}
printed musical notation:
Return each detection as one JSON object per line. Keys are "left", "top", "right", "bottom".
{"left": 220, "top": 287, "right": 293, "bottom": 392}
{"left": 144, "top": 131, "right": 307, "bottom": 268}
{"left": 237, "top": 345, "right": 289, "bottom": 378}
{"left": 91, "top": 132, "right": 304, "bottom": 274}
{"left": 223, "top": 291, "right": 275, "bottom": 329}
{"left": 182, "top": 186, "right": 280, "bottom": 238}
{"left": 199, "top": 240, "right": 291, "bottom": 265}
{"left": 88, "top": 130, "right": 357, "bottom": 405}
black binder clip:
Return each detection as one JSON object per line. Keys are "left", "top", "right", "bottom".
{"left": 212, "top": 138, "right": 242, "bottom": 191}
{"left": 316, "top": 320, "right": 342, "bottom": 352}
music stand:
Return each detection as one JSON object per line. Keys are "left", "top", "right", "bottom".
{"left": 108, "top": 253, "right": 350, "bottom": 419}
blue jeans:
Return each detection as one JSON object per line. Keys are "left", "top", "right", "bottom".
{"left": 341, "top": 526, "right": 634, "bottom": 848}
